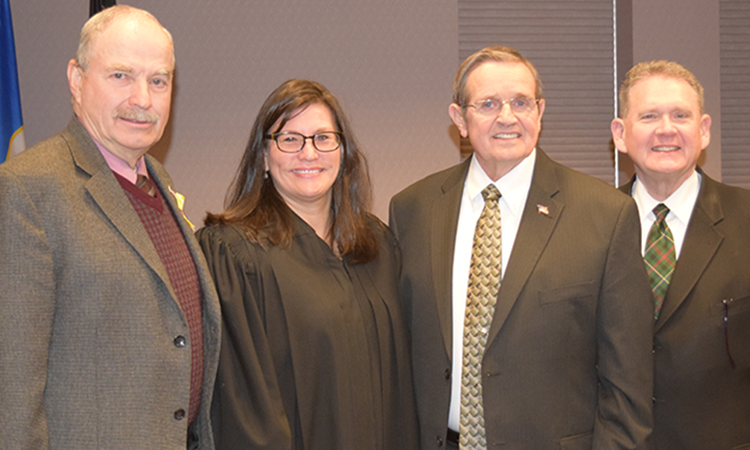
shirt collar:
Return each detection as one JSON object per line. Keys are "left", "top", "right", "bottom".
{"left": 91, "top": 138, "right": 148, "bottom": 185}
{"left": 632, "top": 169, "right": 701, "bottom": 226}
{"left": 77, "top": 116, "right": 148, "bottom": 184}
{"left": 465, "top": 148, "right": 536, "bottom": 214}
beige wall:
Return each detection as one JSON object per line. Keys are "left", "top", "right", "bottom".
{"left": 10, "top": 0, "right": 724, "bottom": 224}
{"left": 10, "top": 0, "right": 459, "bottom": 224}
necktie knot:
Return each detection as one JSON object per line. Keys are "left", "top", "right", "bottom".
{"left": 653, "top": 203, "right": 669, "bottom": 222}
{"left": 136, "top": 174, "right": 156, "bottom": 197}
{"left": 482, "top": 184, "right": 501, "bottom": 203}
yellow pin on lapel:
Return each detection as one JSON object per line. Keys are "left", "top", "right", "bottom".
{"left": 168, "top": 186, "right": 195, "bottom": 231}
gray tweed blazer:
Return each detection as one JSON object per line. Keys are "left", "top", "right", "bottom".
{"left": 0, "top": 118, "right": 220, "bottom": 450}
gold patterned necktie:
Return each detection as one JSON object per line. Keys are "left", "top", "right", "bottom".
{"left": 460, "top": 184, "right": 502, "bottom": 449}
{"left": 643, "top": 203, "right": 675, "bottom": 319}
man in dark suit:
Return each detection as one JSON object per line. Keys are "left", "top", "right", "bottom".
{"left": 611, "top": 60, "right": 750, "bottom": 449}
{"left": 0, "top": 6, "right": 220, "bottom": 449}
{"left": 389, "top": 45, "right": 654, "bottom": 449}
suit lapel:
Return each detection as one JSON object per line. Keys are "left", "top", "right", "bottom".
{"left": 487, "top": 150, "right": 562, "bottom": 345}
{"left": 63, "top": 119, "right": 178, "bottom": 306}
{"left": 656, "top": 171, "right": 724, "bottom": 330}
{"left": 432, "top": 159, "right": 470, "bottom": 355}
{"left": 619, "top": 177, "right": 635, "bottom": 197}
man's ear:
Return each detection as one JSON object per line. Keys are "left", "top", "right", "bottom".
{"left": 67, "top": 60, "right": 83, "bottom": 104}
{"left": 536, "top": 98, "right": 546, "bottom": 122}
{"left": 449, "top": 103, "right": 468, "bottom": 138}
{"left": 700, "top": 113, "right": 712, "bottom": 150}
{"left": 611, "top": 118, "right": 627, "bottom": 155}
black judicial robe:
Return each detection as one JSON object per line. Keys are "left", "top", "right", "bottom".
{"left": 197, "top": 216, "right": 419, "bottom": 450}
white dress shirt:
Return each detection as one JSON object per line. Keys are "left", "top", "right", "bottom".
{"left": 448, "top": 149, "right": 536, "bottom": 431}
{"left": 631, "top": 170, "right": 701, "bottom": 260}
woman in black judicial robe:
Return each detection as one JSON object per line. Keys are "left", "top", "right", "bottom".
{"left": 196, "top": 79, "right": 419, "bottom": 450}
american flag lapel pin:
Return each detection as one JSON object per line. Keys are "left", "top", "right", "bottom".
{"left": 537, "top": 204, "right": 549, "bottom": 216}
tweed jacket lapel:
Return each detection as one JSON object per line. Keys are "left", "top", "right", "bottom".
{"left": 62, "top": 118, "right": 179, "bottom": 306}
{"left": 147, "top": 156, "right": 221, "bottom": 322}
{"left": 487, "top": 150, "right": 562, "bottom": 346}
{"left": 433, "top": 158, "right": 471, "bottom": 355}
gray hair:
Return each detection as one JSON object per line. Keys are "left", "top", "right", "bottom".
{"left": 75, "top": 5, "right": 174, "bottom": 71}
{"left": 453, "top": 45, "right": 543, "bottom": 107}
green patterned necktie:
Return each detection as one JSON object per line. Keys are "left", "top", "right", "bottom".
{"left": 643, "top": 203, "right": 675, "bottom": 319}
{"left": 460, "top": 184, "right": 501, "bottom": 449}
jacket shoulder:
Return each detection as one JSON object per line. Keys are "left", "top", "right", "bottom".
{"left": 1, "top": 132, "right": 72, "bottom": 175}
{"left": 545, "top": 158, "right": 633, "bottom": 209}
{"left": 703, "top": 171, "right": 750, "bottom": 201}
{"left": 697, "top": 172, "right": 750, "bottom": 224}
{"left": 391, "top": 161, "right": 467, "bottom": 206}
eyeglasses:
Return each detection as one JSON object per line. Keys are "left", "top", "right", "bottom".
{"left": 464, "top": 97, "right": 540, "bottom": 116}
{"left": 266, "top": 131, "right": 342, "bottom": 153}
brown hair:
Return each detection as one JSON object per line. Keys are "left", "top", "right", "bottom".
{"left": 453, "top": 45, "right": 543, "bottom": 107}
{"left": 205, "top": 79, "right": 378, "bottom": 264}
{"left": 619, "top": 60, "right": 705, "bottom": 117}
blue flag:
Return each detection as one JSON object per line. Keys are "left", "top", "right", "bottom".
{"left": 1, "top": 0, "right": 25, "bottom": 162}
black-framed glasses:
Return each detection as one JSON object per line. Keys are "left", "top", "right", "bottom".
{"left": 266, "top": 131, "right": 342, "bottom": 153}
{"left": 464, "top": 97, "right": 540, "bottom": 116}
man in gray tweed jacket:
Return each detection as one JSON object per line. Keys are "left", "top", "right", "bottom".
{"left": 0, "top": 6, "right": 220, "bottom": 449}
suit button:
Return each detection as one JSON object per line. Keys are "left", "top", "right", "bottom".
{"left": 444, "top": 368, "right": 451, "bottom": 379}
{"left": 174, "top": 336, "right": 187, "bottom": 348}
{"left": 174, "top": 408, "right": 186, "bottom": 420}
{"left": 436, "top": 436, "right": 444, "bottom": 447}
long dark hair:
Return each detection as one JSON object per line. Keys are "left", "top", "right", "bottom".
{"left": 205, "top": 79, "right": 378, "bottom": 263}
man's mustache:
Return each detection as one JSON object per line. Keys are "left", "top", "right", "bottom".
{"left": 113, "top": 107, "right": 159, "bottom": 124}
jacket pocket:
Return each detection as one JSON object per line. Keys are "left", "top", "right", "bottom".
{"left": 710, "top": 294, "right": 750, "bottom": 317}
{"left": 559, "top": 431, "right": 593, "bottom": 450}
{"left": 710, "top": 295, "right": 750, "bottom": 368}
{"left": 729, "top": 294, "right": 750, "bottom": 315}
{"left": 539, "top": 281, "right": 597, "bottom": 305}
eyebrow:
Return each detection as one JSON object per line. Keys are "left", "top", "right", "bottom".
{"left": 478, "top": 92, "right": 533, "bottom": 100}
{"left": 153, "top": 69, "right": 174, "bottom": 80}
{"left": 107, "top": 64, "right": 173, "bottom": 80}
{"left": 108, "top": 63, "right": 134, "bottom": 73}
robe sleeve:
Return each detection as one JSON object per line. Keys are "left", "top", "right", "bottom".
{"left": 196, "top": 225, "right": 292, "bottom": 450}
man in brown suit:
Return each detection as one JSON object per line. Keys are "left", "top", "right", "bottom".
{"left": 612, "top": 60, "right": 750, "bottom": 449}
{"left": 390, "top": 46, "right": 654, "bottom": 449}
{"left": 0, "top": 6, "right": 220, "bottom": 449}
